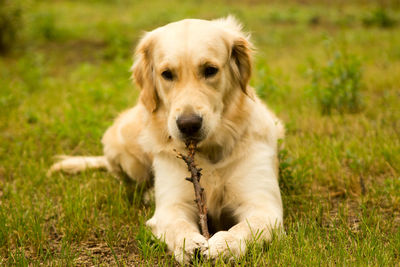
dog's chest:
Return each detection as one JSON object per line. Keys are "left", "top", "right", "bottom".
{"left": 200, "top": 168, "right": 238, "bottom": 233}
{"left": 201, "top": 166, "right": 235, "bottom": 213}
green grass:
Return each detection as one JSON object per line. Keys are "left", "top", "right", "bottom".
{"left": 1, "top": 0, "right": 399, "bottom": 265}
{"left": 309, "top": 44, "right": 363, "bottom": 115}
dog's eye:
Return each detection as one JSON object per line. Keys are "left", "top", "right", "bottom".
{"left": 204, "top": 66, "right": 218, "bottom": 78}
{"left": 161, "top": 70, "right": 173, "bottom": 81}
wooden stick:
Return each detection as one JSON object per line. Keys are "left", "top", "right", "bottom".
{"left": 175, "top": 140, "right": 210, "bottom": 239}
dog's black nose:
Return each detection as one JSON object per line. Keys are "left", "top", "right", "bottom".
{"left": 176, "top": 114, "right": 203, "bottom": 137}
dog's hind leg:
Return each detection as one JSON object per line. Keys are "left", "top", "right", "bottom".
{"left": 47, "top": 155, "right": 111, "bottom": 176}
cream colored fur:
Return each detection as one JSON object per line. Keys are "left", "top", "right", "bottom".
{"left": 49, "top": 16, "right": 285, "bottom": 263}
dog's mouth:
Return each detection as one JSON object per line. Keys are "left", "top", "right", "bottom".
{"left": 179, "top": 132, "right": 206, "bottom": 144}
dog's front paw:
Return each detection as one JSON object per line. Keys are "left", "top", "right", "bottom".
{"left": 203, "top": 231, "right": 246, "bottom": 260}
{"left": 174, "top": 232, "right": 208, "bottom": 264}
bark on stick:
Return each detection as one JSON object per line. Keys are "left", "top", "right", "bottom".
{"left": 175, "top": 140, "right": 210, "bottom": 239}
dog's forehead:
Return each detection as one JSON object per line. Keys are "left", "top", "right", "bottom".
{"left": 152, "top": 19, "right": 229, "bottom": 64}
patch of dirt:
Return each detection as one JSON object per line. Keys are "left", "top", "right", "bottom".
{"left": 2, "top": 224, "right": 145, "bottom": 265}
{"left": 325, "top": 197, "right": 362, "bottom": 232}
{"left": 74, "top": 238, "right": 142, "bottom": 266}
{"left": 38, "top": 39, "right": 107, "bottom": 69}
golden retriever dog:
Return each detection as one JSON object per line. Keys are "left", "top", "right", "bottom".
{"left": 49, "top": 16, "right": 284, "bottom": 263}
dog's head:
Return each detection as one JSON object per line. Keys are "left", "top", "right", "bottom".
{"left": 132, "top": 16, "right": 253, "bottom": 146}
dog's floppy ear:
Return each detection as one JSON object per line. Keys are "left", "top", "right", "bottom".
{"left": 230, "top": 37, "right": 253, "bottom": 99}
{"left": 131, "top": 33, "right": 158, "bottom": 113}
{"left": 215, "top": 16, "right": 254, "bottom": 99}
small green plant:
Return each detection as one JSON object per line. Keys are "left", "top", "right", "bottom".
{"left": 309, "top": 49, "right": 363, "bottom": 115}
{"left": 18, "top": 53, "right": 45, "bottom": 92}
{"left": 101, "top": 23, "right": 132, "bottom": 60}
{"left": 255, "top": 66, "right": 280, "bottom": 100}
{"left": 363, "top": 8, "right": 396, "bottom": 28}
{"left": 32, "top": 12, "right": 65, "bottom": 41}
{"left": 254, "top": 61, "right": 289, "bottom": 101}
{"left": 278, "top": 142, "right": 309, "bottom": 196}
{"left": 0, "top": 0, "right": 23, "bottom": 53}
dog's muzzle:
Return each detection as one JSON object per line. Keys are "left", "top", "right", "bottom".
{"left": 176, "top": 114, "right": 203, "bottom": 140}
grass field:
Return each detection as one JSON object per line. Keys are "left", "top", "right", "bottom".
{"left": 1, "top": 0, "right": 399, "bottom": 265}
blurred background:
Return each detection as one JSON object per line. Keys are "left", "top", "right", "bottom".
{"left": 0, "top": 0, "right": 399, "bottom": 265}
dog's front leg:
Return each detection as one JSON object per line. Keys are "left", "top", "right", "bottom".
{"left": 204, "top": 144, "right": 284, "bottom": 260}
{"left": 147, "top": 205, "right": 208, "bottom": 263}
{"left": 204, "top": 211, "right": 283, "bottom": 260}
{"left": 146, "top": 154, "right": 208, "bottom": 263}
